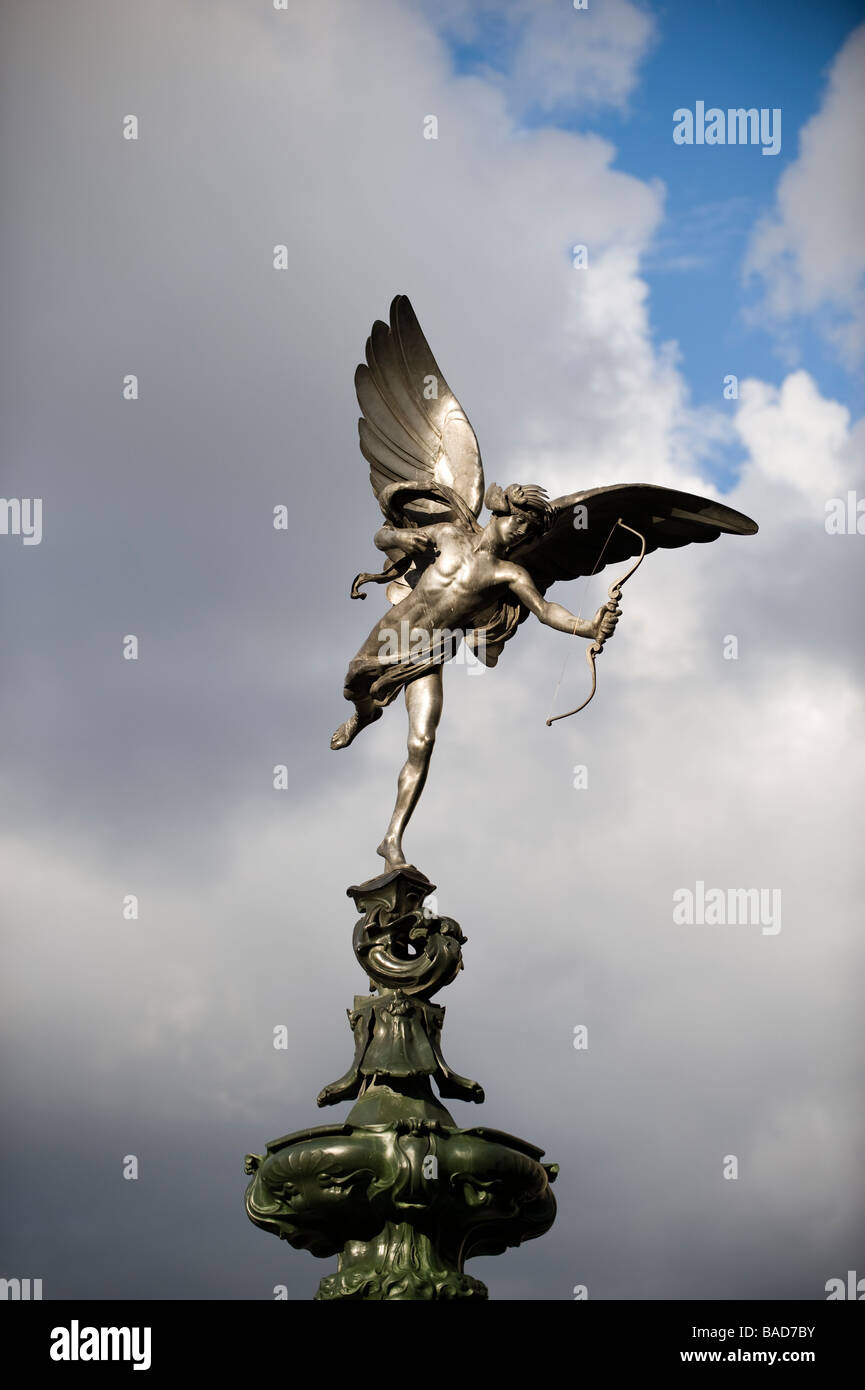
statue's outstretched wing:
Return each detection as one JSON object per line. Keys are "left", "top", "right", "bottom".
{"left": 356, "top": 295, "right": 485, "bottom": 524}
{"left": 512, "top": 483, "right": 758, "bottom": 593}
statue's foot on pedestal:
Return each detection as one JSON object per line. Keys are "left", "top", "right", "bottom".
{"left": 375, "top": 834, "right": 408, "bottom": 868}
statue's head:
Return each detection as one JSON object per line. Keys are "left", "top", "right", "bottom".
{"left": 484, "top": 482, "right": 553, "bottom": 552}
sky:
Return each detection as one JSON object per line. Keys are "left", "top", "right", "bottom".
{"left": 1, "top": 0, "right": 863, "bottom": 1302}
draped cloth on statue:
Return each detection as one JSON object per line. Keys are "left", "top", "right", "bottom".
{"left": 345, "top": 595, "right": 524, "bottom": 708}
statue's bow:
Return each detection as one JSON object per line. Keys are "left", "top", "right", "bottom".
{"left": 546, "top": 517, "right": 647, "bottom": 726}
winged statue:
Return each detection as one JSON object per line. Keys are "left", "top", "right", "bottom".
{"left": 331, "top": 295, "right": 758, "bottom": 869}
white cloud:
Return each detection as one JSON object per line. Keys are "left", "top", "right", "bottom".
{"left": 430, "top": 0, "right": 656, "bottom": 116}
{"left": 734, "top": 369, "right": 857, "bottom": 512}
{"left": 744, "top": 23, "right": 865, "bottom": 363}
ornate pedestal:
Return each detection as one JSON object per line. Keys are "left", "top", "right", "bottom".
{"left": 244, "top": 867, "right": 557, "bottom": 1300}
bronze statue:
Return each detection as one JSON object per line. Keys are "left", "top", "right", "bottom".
{"left": 332, "top": 295, "right": 758, "bottom": 869}
{"left": 247, "top": 295, "right": 760, "bottom": 1300}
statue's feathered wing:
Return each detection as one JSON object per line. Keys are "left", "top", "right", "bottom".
{"left": 356, "top": 294, "right": 484, "bottom": 522}
{"left": 511, "top": 484, "right": 758, "bottom": 594}
{"left": 351, "top": 296, "right": 485, "bottom": 604}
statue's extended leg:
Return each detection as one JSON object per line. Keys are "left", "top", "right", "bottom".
{"left": 376, "top": 669, "right": 443, "bottom": 868}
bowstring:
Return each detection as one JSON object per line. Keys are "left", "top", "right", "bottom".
{"left": 545, "top": 519, "right": 619, "bottom": 725}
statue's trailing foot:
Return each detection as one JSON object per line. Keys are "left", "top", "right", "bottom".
{"left": 330, "top": 707, "right": 381, "bottom": 750}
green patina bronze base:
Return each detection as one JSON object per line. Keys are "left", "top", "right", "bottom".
{"left": 244, "top": 867, "right": 557, "bottom": 1300}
